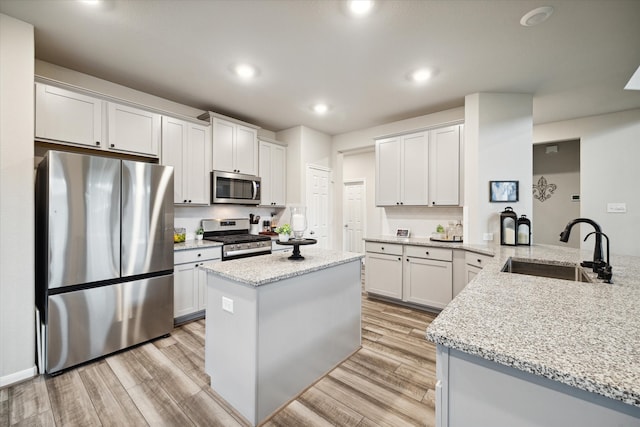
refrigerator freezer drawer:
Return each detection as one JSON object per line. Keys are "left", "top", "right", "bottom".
{"left": 46, "top": 274, "right": 173, "bottom": 373}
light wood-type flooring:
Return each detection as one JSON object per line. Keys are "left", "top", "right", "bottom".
{"left": 1, "top": 292, "right": 438, "bottom": 426}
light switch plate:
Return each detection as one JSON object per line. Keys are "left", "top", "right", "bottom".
{"left": 222, "top": 296, "right": 234, "bottom": 313}
{"left": 607, "top": 203, "right": 627, "bottom": 213}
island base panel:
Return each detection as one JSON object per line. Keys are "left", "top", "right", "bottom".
{"left": 436, "top": 345, "right": 640, "bottom": 426}
{"left": 205, "top": 259, "right": 362, "bottom": 426}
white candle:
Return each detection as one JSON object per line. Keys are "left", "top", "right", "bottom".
{"left": 292, "top": 214, "right": 305, "bottom": 231}
{"left": 505, "top": 227, "right": 515, "bottom": 245}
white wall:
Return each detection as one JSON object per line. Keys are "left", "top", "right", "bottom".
{"left": 0, "top": 14, "right": 36, "bottom": 386}
{"left": 276, "top": 125, "right": 332, "bottom": 226}
{"left": 534, "top": 109, "right": 640, "bottom": 256}
{"left": 464, "top": 93, "right": 533, "bottom": 245}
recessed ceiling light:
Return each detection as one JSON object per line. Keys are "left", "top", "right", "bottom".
{"left": 312, "top": 103, "right": 330, "bottom": 114}
{"left": 520, "top": 6, "right": 554, "bottom": 27}
{"left": 408, "top": 68, "right": 432, "bottom": 83}
{"left": 233, "top": 63, "right": 258, "bottom": 80}
{"left": 79, "top": 0, "right": 101, "bottom": 5}
{"left": 348, "top": 0, "right": 374, "bottom": 16}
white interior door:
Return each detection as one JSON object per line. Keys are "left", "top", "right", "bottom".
{"left": 306, "top": 165, "right": 331, "bottom": 249}
{"left": 343, "top": 180, "right": 365, "bottom": 253}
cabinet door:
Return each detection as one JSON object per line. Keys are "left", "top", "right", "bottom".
{"left": 212, "top": 118, "right": 235, "bottom": 172}
{"left": 259, "top": 142, "right": 272, "bottom": 205}
{"left": 270, "top": 144, "right": 286, "bottom": 206}
{"left": 402, "top": 132, "right": 429, "bottom": 205}
{"left": 375, "top": 137, "right": 402, "bottom": 206}
{"left": 403, "top": 257, "right": 453, "bottom": 308}
{"left": 108, "top": 102, "right": 160, "bottom": 157}
{"left": 161, "top": 116, "right": 187, "bottom": 203}
{"left": 35, "top": 83, "right": 102, "bottom": 148}
{"left": 259, "top": 141, "right": 287, "bottom": 207}
{"left": 365, "top": 252, "right": 403, "bottom": 299}
{"left": 235, "top": 124, "right": 258, "bottom": 175}
{"left": 466, "top": 264, "right": 481, "bottom": 284}
{"left": 197, "top": 267, "right": 208, "bottom": 311}
{"left": 174, "top": 262, "right": 199, "bottom": 318}
{"left": 429, "top": 125, "right": 460, "bottom": 206}
{"left": 185, "top": 123, "right": 211, "bottom": 205}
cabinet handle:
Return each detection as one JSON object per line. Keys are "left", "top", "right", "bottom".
{"left": 400, "top": 202, "right": 404, "bottom": 205}
{"left": 432, "top": 201, "right": 435, "bottom": 205}
{"left": 381, "top": 246, "right": 384, "bottom": 250}
{"left": 197, "top": 253, "right": 201, "bottom": 257}
{"left": 398, "top": 257, "right": 401, "bottom": 261}
{"left": 396, "top": 202, "right": 400, "bottom": 205}
{"left": 183, "top": 199, "right": 187, "bottom": 203}
{"left": 188, "top": 200, "right": 192, "bottom": 203}
{"left": 425, "top": 251, "right": 430, "bottom": 255}
{"left": 110, "top": 144, "right": 115, "bottom": 148}
{"left": 477, "top": 259, "right": 482, "bottom": 263}
{"left": 406, "top": 258, "right": 410, "bottom": 262}
{"left": 95, "top": 141, "right": 100, "bottom": 146}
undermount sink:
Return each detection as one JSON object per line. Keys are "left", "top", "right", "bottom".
{"left": 501, "top": 258, "right": 592, "bottom": 283}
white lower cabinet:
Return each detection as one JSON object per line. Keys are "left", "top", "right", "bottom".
{"left": 365, "top": 242, "right": 492, "bottom": 309}
{"left": 174, "top": 246, "right": 221, "bottom": 322}
{"left": 364, "top": 243, "right": 403, "bottom": 299}
{"left": 365, "top": 242, "right": 453, "bottom": 309}
{"left": 464, "top": 252, "right": 492, "bottom": 285}
{"left": 404, "top": 246, "right": 453, "bottom": 309}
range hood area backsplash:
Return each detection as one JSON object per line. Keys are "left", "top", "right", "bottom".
{"left": 175, "top": 205, "right": 283, "bottom": 239}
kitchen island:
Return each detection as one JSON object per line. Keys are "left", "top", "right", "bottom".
{"left": 426, "top": 244, "right": 640, "bottom": 426}
{"left": 200, "top": 248, "right": 363, "bottom": 426}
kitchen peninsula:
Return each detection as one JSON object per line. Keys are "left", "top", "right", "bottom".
{"left": 200, "top": 248, "right": 363, "bottom": 426}
{"left": 426, "top": 244, "right": 640, "bottom": 426}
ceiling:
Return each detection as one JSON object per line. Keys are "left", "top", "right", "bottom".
{"left": 1, "top": 0, "right": 639, "bottom": 136}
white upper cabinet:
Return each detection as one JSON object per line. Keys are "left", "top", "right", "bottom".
{"left": 35, "top": 82, "right": 163, "bottom": 158}
{"left": 375, "top": 132, "right": 428, "bottom": 206}
{"left": 429, "top": 124, "right": 461, "bottom": 206}
{"left": 375, "top": 124, "right": 461, "bottom": 207}
{"left": 35, "top": 83, "right": 103, "bottom": 148}
{"left": 161, "top": 116, "right": 210, "bottom": 205}
{"left": 212, "top": 117, "right": 258, "bottom": 175}
{"left": 375, "top": 136, "right": 402, "bottom": 206}
{"left": 402, "top": 132, "right": 429, "bottom": 205}
{"left": 107, "top": 102, "right": 161, "bottom": 157}
{"left": 259, "top": 140, "right": 286, "bottom": 207}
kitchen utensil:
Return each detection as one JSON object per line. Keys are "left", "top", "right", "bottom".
{"left": 254, "top": 215, "right": 260, "bottom": 224}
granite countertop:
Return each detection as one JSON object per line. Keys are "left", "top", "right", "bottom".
{"left": 200, "top": 247, "right": 363, "bottom": 286}
{"left": 173, "top": 239, "right": 222, "bottom": 251}
{"left": 424, "top": 243, "right": 640, "bottom": 407}
{"left": 364, "top": 234, "right": 494, "bottom": 256}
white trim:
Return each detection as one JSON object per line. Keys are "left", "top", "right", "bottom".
{"left": 305, "top": 163, "right": 332, "bottom": 173}
{"left": 374, "top": 119, "right": 465, "bottom": 141}
{"left": 0, "top": 366, "right": 37, "bottom": 388}
{"left": 342, "top": 179, "right": 367, "bottom": 253}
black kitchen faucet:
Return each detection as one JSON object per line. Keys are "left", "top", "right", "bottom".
{"left": 559, "top": 218, "right": 612, "bottom": 282}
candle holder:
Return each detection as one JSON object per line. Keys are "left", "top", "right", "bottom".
{"left": 290, "top": 206, "right": 307, "bottom": 240}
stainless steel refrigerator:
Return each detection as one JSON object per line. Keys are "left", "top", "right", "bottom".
{"left": 35, "top": 151, "right": 174, "bottom": 374}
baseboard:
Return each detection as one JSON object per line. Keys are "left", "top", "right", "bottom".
{"left": 0, "top": 366, "right": 37, "bottom": 388}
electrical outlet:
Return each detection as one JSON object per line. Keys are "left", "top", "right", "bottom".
{"left": 222, "top": 296, "right": 234, "bottom": 313}
{"left": 607, "top": 203, "right": 627, "bottom": 213}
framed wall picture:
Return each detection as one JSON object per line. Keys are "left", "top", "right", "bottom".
{"left": 396, "top": 228, "right": 410, "bottom": 238}
{"left": 489, "top": 180, "right": 519, "bottom": 202}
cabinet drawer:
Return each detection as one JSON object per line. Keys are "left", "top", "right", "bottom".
{"left": 465, "top": 252, "right": 493, "bottom": 268}
{"left": 175, "top": 246, "right": 221, "bottom": 265}
{"left": 365, "top": 242, "right": 403, "bottom": 256}
{"left": 405, "top": 245, "right": 452, "bottom": 262}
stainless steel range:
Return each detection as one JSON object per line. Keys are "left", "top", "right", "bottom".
{"left": 202, "top": 218, "right": 271, "bottom": 260}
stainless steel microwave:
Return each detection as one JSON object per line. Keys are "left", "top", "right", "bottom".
{"left": 211, "top": 170, "right": 261, "bottom": 205}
